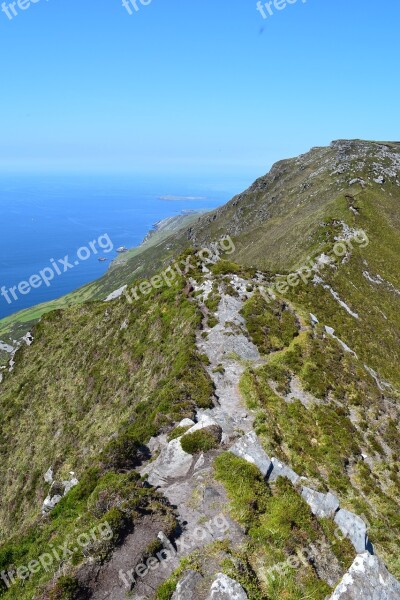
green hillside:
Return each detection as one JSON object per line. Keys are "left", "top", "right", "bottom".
{"left": 1, "top": 140, "right": 400, "bottom": 599}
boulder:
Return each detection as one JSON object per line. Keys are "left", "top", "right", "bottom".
{"left": 42, "top": 494, "right": 63, "bottom": 514}
{"left": 44, "top": 467, "right": 53, "bottom": 484}
{"left": 229, "top": 431, "right": 272, "bottom": 477}
{"left": 206, "top": 573, "right": 248, "bottom": 600}
{"left": 301, "top": 487, "right": 340, "bottom": 518}
{"left": 172, "top": 570, "right": 204, "bottom": 600}
{"left": 269, "top": 457, "right": 300, "bottom": 485}
{"left": 63, "top": 475, "right": 79, "bottom": 495}
{"left": 178, "top": 418, "right": 196, "bottom": 428}
{"left": 144, "top": 438, "right": 194, "bottom": 487}
{"left": 334, "top": 509, "right": 371, "bottom": 554}
{"left": 185, "top": 414, "right": 221, "bottom": 437}
{"left": 330, "top": 553, "right": 400, "bottom": 599}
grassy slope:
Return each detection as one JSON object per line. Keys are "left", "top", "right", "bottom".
{"left": 0, "top": 271, "right": 213, "bottom": 589}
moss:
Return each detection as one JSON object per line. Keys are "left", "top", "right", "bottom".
{"left": 180, "top": 426, "right": 221, "bottom": 455}
{"left": 241, "top": 293, "right": 299, "bottom": 354}
{"left": 48, "top": 576, "right": 85, "bottom": 600}
{"left": 181, "top": 425, "right": 221, "bottom": 454}
{"left": 214, "top": 453, "right": 346, "bottom": 599}
{"left": 167, "top": 425, "right": 191, "bottom": 442}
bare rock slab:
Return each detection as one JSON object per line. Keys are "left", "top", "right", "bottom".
{"left": 269, "top": 457, "right": 300, "bottom": 485}
{"left": 330, "top": 553, "right": 400, "bottom": 599}
{"left": 229, "top": 431, "right": 272, "bottom": 477}
{"left": 206, "top": 573, "right": 248, "bottom": 600}
{"left": 301, "top": 486, "right": 340, "bottom": 519}
{"left": 334, "top": 509, "right": 371, "bottom": 554}
{"left": 143, "top": 438, "right": 193, "bottom": 487}
{"left": 172, "top": 571, "right": 204, "bottom": 600}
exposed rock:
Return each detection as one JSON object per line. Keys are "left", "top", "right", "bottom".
{"left": 185, "top": 414, "right": 220, "bottom": 436}
{"left": 143, "top": 438, "right": 194, "bottom": 487}
{"left": 310, "top": 313, "right": 319, "bottom": 325}
{"left": 206, "top": 573, "right": 248, "bottom": 600}
{"left": 324, "top": 326, "right": 357, "bottom": 357}
{"left": 44, "top": 467, "right": 54, "bottom": 484}
{"left": 179, "top": 418, "right": 196, "bottom": 428}
{"left": 120, "top": 319, "right": 129, "bottom": 330}
{"left": 104, "top": 285, "right": 127, "bottom": 302}
{"left": 172, "top": 570, "right": 204, "bottom": 600}
{"left": 42, "top": 493, "right": 63, "bottom": 513}
{"left": 330, "top": 553, "right": 400, "bottom": 599}
{"left": 229, "top": 431, "right": 272, "bottom": 477}
{"left": 269, "top": 457, "right": 300, "bottom": 485}
{"left": 63, "top": 475, "right": 79, "bottom": 495}
{"left": 22, "top": 332, "right": 33, "bottom": 346}
{"left": 334, "top": 509, "right": 371, "bottom": 554}
{"left": 301, "top": 487, "right": 340, "bottom": 518}
{"left": 0, "top": 341, "right": 14, "bottom": 353}
{"left": 42, "top": 473, "right": 79, "bottom": 513}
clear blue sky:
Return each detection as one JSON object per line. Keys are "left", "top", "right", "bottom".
{"left": 0, "top": 0, "right": 399, "bottom": 183}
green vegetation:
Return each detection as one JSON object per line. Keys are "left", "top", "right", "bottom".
{"left": 239, "top": 330, "right": 400, "bottom": 576}
{"left": 180, "top": 426, "right": 221, "bottom": 454}
{"left": 0, "top": 469, "right": 176, "bottom": 599}
{"left": 167, "top": 425, "right": 192, "bottom": 442}
{"left": 214, "top": 453, "right": 351, "bottom": 599}
{"left": 241, "top": 293, "right": 299, "bottom": 354}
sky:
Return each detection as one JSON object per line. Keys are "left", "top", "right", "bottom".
{"left": 0, "top": 0, "right": 399, "bottom": 184}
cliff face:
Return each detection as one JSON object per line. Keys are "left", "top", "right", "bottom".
{"left": 1, "top": 140, "right": 400, "bottom": 600}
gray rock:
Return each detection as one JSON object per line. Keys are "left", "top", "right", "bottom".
{"left": 44, "top": 467, "right": 54, "bottom": 484}
{"left": 229, "top": 431, "right": 272, "bottom": 477}
{"left": 62, "top": 476, "right": 79, "bottom": 495}
{"left": 178, "top": 418, "right": 196, "bottom": 428}
{"left": 310, "top": 313, "right": 319, "bottom": 325}
{"left": 42, "top": 494, "right": 63, "bottom": 514}
{"left": 334, "top": 509, "right": 370, "bottom": 554}
{"left": 172, "top": 570, "right": 204, "bottom": 600}
{"left": 269, "top": 457, "right": 300, "bottom": 485}
{"left": 330, "top": 552, "right": 400, "bottom": 599}
{"left": 144, "top": 438, "right": 194, "bottom": 487}
{"left": 206, "top": 573, "right": 248, "bottom": 600}
{"left": 185, "top": 414, "right": 220, "bottom": 436}
{"left": 301, "top": 487, "right": 340, "bottom": 518}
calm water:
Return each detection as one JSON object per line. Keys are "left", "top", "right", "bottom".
{"left": 0, "top": 174, "right": 233, "bottom": 319}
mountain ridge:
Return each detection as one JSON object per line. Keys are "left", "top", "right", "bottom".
{"left": 0, "top": 140, "right": 400, "bottom": 599}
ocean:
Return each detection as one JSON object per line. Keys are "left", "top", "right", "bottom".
{"left": 0, "top": 174, "right": 234, "bottom": 319}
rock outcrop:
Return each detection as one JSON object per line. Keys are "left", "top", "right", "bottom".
{"left": 330, "top": 553, "right": 400, "bottom": 599}
{"left": 334, "top": 509, "right": 372, "bottom": 554}
{"left": 229, "top": 431, "right": 272, "bottom": 477}
{"left": 206, "top": 573, "right": 248, "bottom": 600}
{"left": 301, "top": 487, "right": 340, "bottom": 519}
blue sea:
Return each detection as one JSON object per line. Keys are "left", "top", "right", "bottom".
{"left": 0, "top": 174, "right": 237, "bottom": 320}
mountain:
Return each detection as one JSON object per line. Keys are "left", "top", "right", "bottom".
{"left": 0, "top": 140, "right": 400, "bottom": 600}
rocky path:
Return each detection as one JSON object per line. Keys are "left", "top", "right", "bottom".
{"left": 130, "top": 275, "right": 261, "bottom": 598}
{"left": 85, "top": 272, "right": 400, "bottom": 600}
